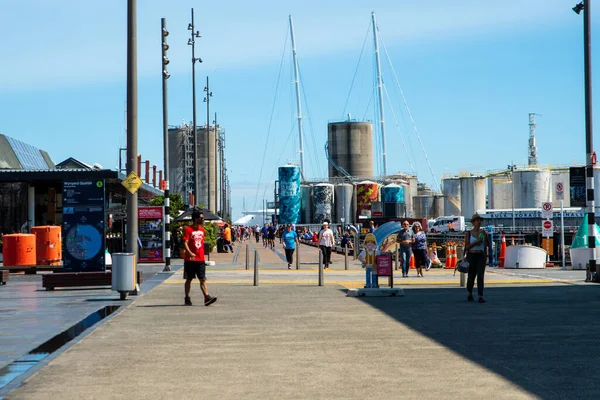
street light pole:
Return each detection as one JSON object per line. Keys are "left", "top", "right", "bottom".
{"left": 204, "top": 77, "right": 213, "bottom": 211}
{"left": 188, "top": 9, "right": 202, "bottom": 207}
{"left": 574, "top": 1, "right": 598, "bottom": 282}
{"left": 161, "top": 18, "right": 171, "bottom": 272}
{"left": 126, "top": 0, "right": 138, "bottom": 257}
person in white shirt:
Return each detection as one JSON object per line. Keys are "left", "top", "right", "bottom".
{"left": 318, "top": 221, "right": 335, "bottom": 268}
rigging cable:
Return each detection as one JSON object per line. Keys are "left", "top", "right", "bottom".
{"left": 261, "top": 123, "right": 298, "bottom": 201}
{"left": 253, "top": 26, "right": 289, "bottom": 210}
{"left": 379, "top": 29, "right": 441, "bottom": 191}
{"left": 383, "top": 83, "right": 417, "bottom": 175}
{"left": 340, "top": 21, "right": 372, "bottom": 120}
{"left": 299, "top": 68, "right": 325, "bottom": 178}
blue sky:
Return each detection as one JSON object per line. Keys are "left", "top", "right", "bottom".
{"left": 0, "top": 0, "right": 597, "bottom": 220}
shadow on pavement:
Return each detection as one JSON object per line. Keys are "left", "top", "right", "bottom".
{"left": 352, "top": 285, "right": 600, "bottom": 399}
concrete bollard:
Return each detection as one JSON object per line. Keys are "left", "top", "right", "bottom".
{"left": 254, "top": 250, "right": 259, "bottom": 286}
{"left": 245, "top": 245, "right": 249, "bottom": 270}
{"left": 318, "top": 250, "right": 324, "bottom": 286}
{"left": 344, "top": 246, "right": 349, "bottom": 270}
{"left": 460, "top": 271, "right": 465, "bottom": 287}
{"left": 295, "top": 245, "right": 300, "bottom": 270}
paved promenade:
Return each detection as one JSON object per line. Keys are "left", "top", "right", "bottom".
{"left": 2, "top": 242, "right": 600, "bottom": 399}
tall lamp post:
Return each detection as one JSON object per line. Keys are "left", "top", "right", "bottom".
{"left": 126, "top": 0, "right": 138, "bottom": 257}
{"left": 508, "top": 163, "right": 516, "bottom": 231}
{"left": 204, "top": 77, "right": 213, "bottom": 211}
{"left": 160, "top": 18, "right": 171, "bottom": 272}
{"left": 188, "top": 9, "right": 202, "bottom": 207}
{"left": 573, "top": 1, "right": 598, "bottom": 282}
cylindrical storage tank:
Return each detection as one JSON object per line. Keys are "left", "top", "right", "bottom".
{"left": 488, "top": 176, "right": 513, "bottom": 209}
{"left": 278, "top": 165, "right": 301, "bottom": 224}
{"left": 412, "top": 195, "right": 434, "bottom": 219}
{"left": 417, "top": 184, "right": 433, "bottom": 197}
{"left": 356, "top": 181, "right": 379, "bottom": 219}
{"left": 552, "top": 171, "right": 570, "bottom": 208}
{"left": 300, "top": 185, "right": 312, "bottom": 224}
{"left": 513, "top": 169, "right": 551, "bottom": 208}
{"left": 442, "top": 178, "right": 461, "bottom": 216}
{"left": 31, "top": 226, "right": 62, "bottom": 266}
{"left": 431, "top": 194, "right": 444, "bottom": 218}
{"left": 460, "top": 176, "right": 486, "bottom": 218}
{"left": 334, "top": 183, "right": 354, "bottom": 225}
{"left": 327, "top": 122, "right": 374, "bottom": 179}
{"left": 312, "top": 183, "right": 334, "bottom": 224}
{"left": 2, "top": 234, "right": 36, "bottom": 266}
{"left": 382, "top": 184, "right": 405, "bottom": 203}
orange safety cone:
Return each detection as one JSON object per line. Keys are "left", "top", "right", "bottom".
{"left": 499, "top": 235, "right": 507, "bottom": 268}
{"left": 410, "top": 253, "right": 415, "bottom": 269}
{"left": 451, "top": 243, "right": 457, "bottom": 269}
{"left": 444, "top": 244, "right": 453, "bottom": 269}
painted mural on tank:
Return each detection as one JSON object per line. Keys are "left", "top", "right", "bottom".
{"left": 356, "top": 181, "right": 379, "bottom": 218}
{"left": 382, "top": 184, "right": 404, "bottom": 203}
{"left": 313, "top": 184, "right": 334, "bottom": 223}
{"left": 278, "top": 165, "right": 301, "bottom": 224}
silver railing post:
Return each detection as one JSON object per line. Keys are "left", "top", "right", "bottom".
{"left": 318, "top": 250, "right": 324, "bottom": 286}
{"left": 295, "top": 245, "right": 300, "bottom": 270}
{"left": 344, "top": 245, "right": 349, "bottom": 270}
{"left": 253, "top": 250, "right": 258, "bottom": 286}
{"left": 245, "top": 244, "right": 249, "bottom": 270}
{"left": 460, "top": 271, "right": 465, "bottom": 287}
{"left": 395, "top": 246, "right": 399, "bottom": 271}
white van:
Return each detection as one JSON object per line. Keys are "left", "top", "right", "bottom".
{"left": 430, "top": 216, "right": 465, "bottom": 233}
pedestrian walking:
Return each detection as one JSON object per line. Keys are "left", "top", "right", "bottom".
{"left": 318, "top": 221, "right": 334, "bottom": 268}
{"left": 282, "top": 224, "right": 299, "bottom": 269}
{"left": 463, "top": 213, "right": 488, "bottom": 303}
{"left": 222, "top": 223, "right": 234, "bottom": 253}
{"left": 412, "top": 222, "right": 427, "bottom": 277}
{"left": 182, "top": 209, "right": 217, "bottom": 306}
{"left": 267, "top": 223, "right": 276, "bottom": 249}
{"left": 396, "top": 220, "right": 414, "bottom": 277}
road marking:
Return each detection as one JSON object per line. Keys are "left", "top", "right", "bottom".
{"left": 163, "top": 279, "right": 558, "bottom": 286}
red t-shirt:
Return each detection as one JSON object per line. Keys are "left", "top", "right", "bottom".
{"left": 183, "top": 225, "right": 206, "bottom": 262}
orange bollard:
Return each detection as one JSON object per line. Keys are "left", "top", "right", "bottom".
{"left": 409, "top": 253, "right": 415, "bottom": 269}
{"left": 499, "top": 235, "right": 507, "bottom": 268}
{"left": 450, "top": 243, "right": 457, "bottom": 269}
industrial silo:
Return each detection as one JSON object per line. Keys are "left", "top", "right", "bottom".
{"left": 432, "top": 194, "right": 444, "bottom": 218}
{"left": 334, "top": 183, "right": 354, "bottom": 224}
{"left": 442, "top": 177, "right": 461, "bottom": 216}
{"left": 356, "top": 181, "right": 379, "bottom": 219}
{"left": 327, "top": 122, "right": 374, "bottom": 179}
{"left": 513, "top": 169, "right": 551, "bottom": 208}
{"left": 300, "top": 185, "right": 312, "bottom": 224}
{"left": 551, "top": 171, "right": 570, "bottom": 208}
{"left": 460, "top": 176, "right": 486, "bottom": 218}
{"left": 313, "top": 183, "right": 334, "bottom": 223}
{"left": 278, "top": 165, "right": 301, "bottom": 224}
{"left": 488, "top": 176, "right": 513, "bottom": 209}
{"left": 412, "top": 195, "right": 434, "bottom": 219}
{"left": 381, "top": 184, "right": 404, "bottom": 203}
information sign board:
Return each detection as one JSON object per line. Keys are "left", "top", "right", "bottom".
{"left": 376, "top": 253, "right": 392, "bottom": 276}
{"left": 138, "top": 206, "right": 165, "bottom": 262}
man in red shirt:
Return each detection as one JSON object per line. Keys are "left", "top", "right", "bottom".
{"left": 183, "top": 209, "right": 217, "bottom": 306}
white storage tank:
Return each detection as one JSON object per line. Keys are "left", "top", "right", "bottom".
{"left": 442, "top": 177, "right": 461, "bottom": 216}
{"left": 334, "top": 183, "right": 354, "bottom": 224}
{"left": 513, "top": 169, "right": 551, "bottom": 208}
{"left": 312, "top": 183, "right": 334, "bottom": 223}
{"left": 488, "top": 176, "right": 513, "bottom": 209}
{"left": 460, "top": 176, "right": 486, "bottom": 218}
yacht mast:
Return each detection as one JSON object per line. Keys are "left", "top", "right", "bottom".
{"left": 289, "top": 15, "right": 306, "bottom": 180}
{"left": 372, "top": 12, "right": 387, "bottom": 176}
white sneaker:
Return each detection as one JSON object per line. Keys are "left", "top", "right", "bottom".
{"left": 426, "top": 259, "right": 432, "bottom": 271}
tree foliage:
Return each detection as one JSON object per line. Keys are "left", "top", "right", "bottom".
{"left": 149, "top": 193, "right": 184, "bottom": 219}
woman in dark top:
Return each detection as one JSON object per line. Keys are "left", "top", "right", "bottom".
{"left": 463, "top": 213, "right": 488, "bottom": 303}
{"left": 396, "top": 221, "right": 414, "bottom": 277}
{"left": 412, "top": 222, "right": 427, "bottom": 277}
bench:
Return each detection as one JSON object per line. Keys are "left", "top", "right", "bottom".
{"left": 42, "top": 271, "right": 144, "bottom": 291}
{"left": 0, "top": 270, "right": 8, "bottom": 285}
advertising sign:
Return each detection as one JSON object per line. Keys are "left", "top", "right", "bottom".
{"left": 62, "top": 180, "right": 106, "bottom": 272}
{"left": 376, "top": 253, "right": 392, "bottom": 276}
{"left": 542, "top": 220, "right": 554, "bottom": 238}
{"left": 138, "top": 206, "right": 165, "bottom": 262}
{"left": 569, "top": 167, "right": 586, "bottom": 207}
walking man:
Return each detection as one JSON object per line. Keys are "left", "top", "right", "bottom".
{"left": 183, "top": 209, "right": 217, "bottom": 306}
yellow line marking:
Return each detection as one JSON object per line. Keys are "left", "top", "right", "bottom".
{"left": 163, "top": 279, "right": 557, "bottom": 286}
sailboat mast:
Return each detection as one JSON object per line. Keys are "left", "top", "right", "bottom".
{"left": 372, "top": 12, "right": 387, "bottom": 176}
{"left": 289, "top": 15, "right": 306, "bottom": 179}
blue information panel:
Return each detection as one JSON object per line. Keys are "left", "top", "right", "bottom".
{"left": 62, "top": 180, "right": 106, "bottom": 272}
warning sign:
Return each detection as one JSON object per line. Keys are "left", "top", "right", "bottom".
{"left": 121, "top": 171, "right": 143, "bottom": 194}
{"left": 541, "top": 202, "right": 553, "bottom": 219}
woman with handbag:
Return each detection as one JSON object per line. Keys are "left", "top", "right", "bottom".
{"left": 463, "top": 213, "right": 488, "bottom": 303}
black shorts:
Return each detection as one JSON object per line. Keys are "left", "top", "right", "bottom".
{"left": 184, "top": 260, "right": 206, "bottom": 280}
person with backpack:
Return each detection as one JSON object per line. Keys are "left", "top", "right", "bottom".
{"left": 463, "top": 213, "right": 488, "bottom": 303}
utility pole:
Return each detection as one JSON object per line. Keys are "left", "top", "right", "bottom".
{"left": 126, "top": 0, "right": 138, "bottom": 257}
{"left": 188, "top": 9, "right": 202, "bottom": 206}
{"left": 204, "top": 77, "right": 213, "bottom": 211}
{"left": 161, "top": 18, "right": 171, "bottom": 272}
{"left": 289, "top": 15, "right": 306, "bottom": 180}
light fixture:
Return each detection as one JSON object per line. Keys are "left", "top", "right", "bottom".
{"left": 188, "top": 23, "right": 193, "bottom": 30}
{"left": 163, "top": 56, "right": 170, "bottom": 65}
{"left": 573, "top": 2, "right": 584, "bottom": 14}
{"left": 195, "top": 57, "right": 203, "bottom": 63}
{"left": 163, "top": 70, "right": 170, "bottom": 79}
{"left": 163, "top": 42, "right": 169, "bottom": 51}
{"left": 187, "top": 39, "right": 193, "bottom": 46}
{"left": 195, "top": 31, "right": 201, "bottom": 38}
{"left": 162, "top": 28, "right": 169, "bottom": 37}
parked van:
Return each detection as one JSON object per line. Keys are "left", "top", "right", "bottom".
{"left": 430, "top": 216, "right": 465, "bottom": 233}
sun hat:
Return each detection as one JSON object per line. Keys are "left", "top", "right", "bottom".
{"left": 471, "top": 213, "right": 484, "bottom": 223}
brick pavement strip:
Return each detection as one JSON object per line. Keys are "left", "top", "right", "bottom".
{"left": 7, "top": 276, "right": 600, "bottom": 399}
